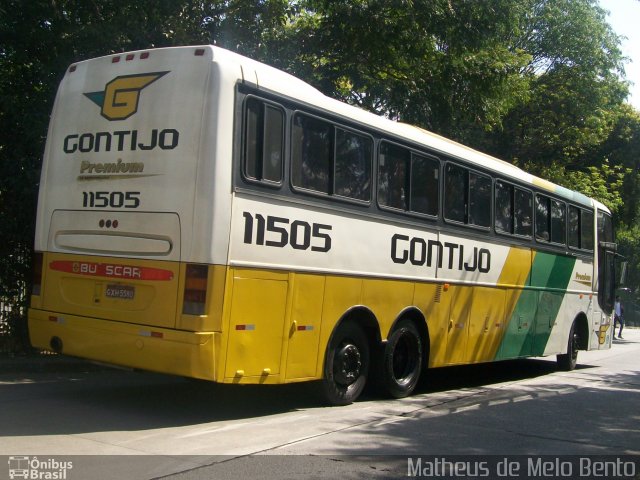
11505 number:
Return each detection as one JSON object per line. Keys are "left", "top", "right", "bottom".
{"left": 242, "top": 212, "right": 332, "bottom": 252}
{"left": 82, "top": 191, "right": 140, "bottom": 208}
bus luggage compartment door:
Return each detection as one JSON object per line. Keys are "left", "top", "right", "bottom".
{"left": 224, "top": 269, "right": 288, "bottom": 380}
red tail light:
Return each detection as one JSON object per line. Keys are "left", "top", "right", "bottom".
{"left": 183, "top": 264, "right": 208, "bottom": 315}
{"left": 32, "top": 252, "right": 43, "bottom": 296}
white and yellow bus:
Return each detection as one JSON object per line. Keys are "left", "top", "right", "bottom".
{"left": 29, "top": 45, "right": 616, "bottom": 405}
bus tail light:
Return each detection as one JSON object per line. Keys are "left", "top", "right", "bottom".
{"left": 182, "top": 264, "right": 208, "bottom": 315}
{"left": 32, "top": 252, "right": 43, "bottom": 296}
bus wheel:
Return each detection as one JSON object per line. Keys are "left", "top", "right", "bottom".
{"left": 380, "top": 320, "right": 422, "bottom": 398}
{"left": 321, "top": 322, "right": 370, "bottom": 406}
{"left": 557, "top": 321, "right": 579, "bottom": 371}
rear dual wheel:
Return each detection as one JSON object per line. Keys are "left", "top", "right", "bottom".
{"left": 320, "top": 319, "right": 424, "bottom": 405}
{"left": 379, "top": 320, "right": 423, "bottom": 398}
{"left": 320, "top": 322, "right": 370, "bottom": 406}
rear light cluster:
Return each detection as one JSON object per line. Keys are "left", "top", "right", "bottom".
{"left": 112, "top": 52, "right": 150, "bottom": 63}
{"left": 32, "top": 252, "right": 43, "bottom": 296}
{"left": 183, "top": 264, "right": 208, "bottom": 315}
{"left": 69, "top": 48, "right": 205, "bottom": 73}
{"left": 68, "top": 51, "right": 151, "bottom": 72}
{"left": 98, "top": 219, "right": 119, "bottom": 228}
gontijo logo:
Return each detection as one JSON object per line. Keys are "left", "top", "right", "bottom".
{"left": 84, "top": 71, "right": 169, "bottom": 121}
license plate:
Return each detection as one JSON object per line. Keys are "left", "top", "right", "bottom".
{"left": 105, "top": 284, "right": 135, "bottom": 300}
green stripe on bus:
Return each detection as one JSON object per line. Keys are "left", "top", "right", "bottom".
{"left": 496, "top": 252, "right": 576, "bottom": 360}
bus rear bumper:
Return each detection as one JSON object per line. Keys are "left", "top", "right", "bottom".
{"left": 28, "top": 308, "right": 218, "bottom": 380}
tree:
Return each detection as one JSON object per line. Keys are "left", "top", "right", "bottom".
{"left": 482, "top": 0, "right": 628, "bottom": 176}
{"left": 271, "top": 0, "right": 532, "bottom": 141}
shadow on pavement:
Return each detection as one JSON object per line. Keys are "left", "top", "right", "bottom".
{"left": 0, "top": 340, "right": 637, "bottom": 445}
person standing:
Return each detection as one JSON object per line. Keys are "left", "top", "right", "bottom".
{"left": 614, "top": 296, "right": 624, "bottom": 339}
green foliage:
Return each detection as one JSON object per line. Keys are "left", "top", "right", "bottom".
{"left": 616, "top": 224, "right": 640, "bottom": 295}
{"left": 522, "top": 158, "right": 628, "bottom": 214}
{"left": 484, "top": 0, "right": 628, "bottom": 165}
{"left": 593, "top": 106, "right": 640, "bottom": 226}
{"left": 273, "top": 0, "right": 533, "bottom": 140}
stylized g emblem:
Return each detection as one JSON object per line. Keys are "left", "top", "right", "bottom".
{"left": 84, "top": 71, "right": 169, "bottom": 121}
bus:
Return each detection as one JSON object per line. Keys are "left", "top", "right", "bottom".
{"left": 29, "top": 45, "right": 617, "bottom": 405}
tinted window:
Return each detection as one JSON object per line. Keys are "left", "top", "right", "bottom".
{"left": 335, "top": 128, "right": 372, "bottom": 201}
{"left": 535, "top": 195, "right": 550, "bottom": 242}
{"left": 378, "top": 142, "right": 439, "bottom": 216}
{"left": 292, "top": 113, "right": 372, "bottom": 201}
{"left": 495, "top": 182, "right": 533, "bottom": 238}
{"left": 514, "top": 188, "right": 533, "bottom": 237}
{"left": 410, "top": 154, "right": 439, "bottom": 216}
{"left": 244, "top": 98, "right": 284, "bottom": 183}
{"left": 569, "top": 206, "right": 595, "bottom": 251}
{"left": 568, "top": 206, "right": 580, "bottom": 248}
{"left": 444, "top": 163, "right": 467, "bottom": 223}
{"left": 582, "top": 210, "right": 594, "bottom": 251}
{"left": 378, "top": 142, "right": 409, "bottom": 210}
{"left": 292, "top": 114, "right": 331, "bottom": 194}
{"left": 444, "top": 164, "right": 489, "bottom": 228}
{"left": 263, "top": 106, "right": 284, "bottom": 182}
{"left": 495, "top": 180, "right": 513, "bottom": 234}
{"left": 551, "top": 200, "right": 566, "bottom": 244}
{"left": 469, "top": 172, "right": 491, "bottom": 227}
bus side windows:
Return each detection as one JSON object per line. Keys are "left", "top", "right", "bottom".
{"left": 444, "top": 163, "right": 490, "bottom": 228}
{"left": 335, "top": 128, "right": 372, "bottom": 201}
{"left": 569, "top": 205, "right": 595, "bottom": 251}
{"left": 378, "top": 142, "right": 408, "bottom": 210}
{"left": 410, "top": 153, "right": 439, "bottom": 216}
{"left": 535, "top": 194, "right": 551, "bottom": 242}
{"left": 292, "top": 112, "right": 372, "bottom": 202}
{"left": 469, "top": 172, "right": 491, "bottom": 228}
{"left": 551, "top": 199, "right": 566, "bottom": 244}
{"left": 378, "top": 141, "right": 439, "bottom": 216}
{"left": 292, "top": 114, "right": 331, "bottom": 194}
{"left": 568, "top": 206, "right": 580, "bottom": 248}
{"left": 535, "top": 194, "right": 566, "bottom": 245}
{"left": 514, "top": 188, "right": 533, "bottom": 237}
{"left": 244, "top": 98, "right": 284, "bottom": 184}
{"left": 496, "top": 180, "right": 533, "bottom": 238}
{"left": 444, "top": 163, "right": 466, "bottom": 223}
{"left": 495, "top": 180, "right": 513, "bottom": 233}
{"left": 582, "top": 210, "right": 594, "bottom": 251}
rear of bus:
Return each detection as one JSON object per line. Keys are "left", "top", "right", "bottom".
{"left": 28, "top": 46, "right": 233, "bottom": 379}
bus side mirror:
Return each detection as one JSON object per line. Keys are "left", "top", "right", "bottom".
{"left": 619, "top": 260, "right": 628, "bottom": 287}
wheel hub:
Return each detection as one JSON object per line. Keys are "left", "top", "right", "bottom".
{"left": 334, "top": 343, "right": 362, "bottom": 386}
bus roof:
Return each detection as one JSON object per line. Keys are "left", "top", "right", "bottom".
{"left": 209, "top": 46, "right": 601, "bottom": 211}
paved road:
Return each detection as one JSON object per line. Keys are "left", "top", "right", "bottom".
{"left": 1, "top": 329, "right": 639, "bottom": 479}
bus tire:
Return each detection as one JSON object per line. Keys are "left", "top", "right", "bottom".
{"left": 557, "top": 321, "right": 579, "bottom": 371}
{"left": 379, "top": 320, "right": 422, "bottom": 398}
{"left": 321, "top": 322, "right": 370, "bottom": 406}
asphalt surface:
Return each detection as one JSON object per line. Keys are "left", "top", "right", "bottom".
{"left": 1, "top": 329, "right": 639, "bottom": 479}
